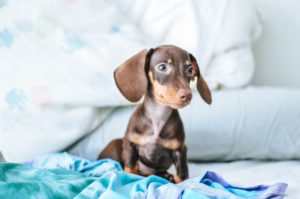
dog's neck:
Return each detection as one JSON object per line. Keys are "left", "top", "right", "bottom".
{"left": 143, "top": 95, "right": 174, "bottom": 137}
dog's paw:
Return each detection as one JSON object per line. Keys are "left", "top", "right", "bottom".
{"left": 167, "top": 174, "right": 176, "bottom": 183}
{"left": 174, "top": 175, "right": 182, "bottom": 183}
{"left": 124, "top": 164, "right": 139, "bottom": 174}
{"left": 156, "top": 172, "right": 176, "bottom": 183}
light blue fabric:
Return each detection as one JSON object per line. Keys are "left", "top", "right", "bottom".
{"left": 15, "top": 152, "right": 287, "bottom": 199}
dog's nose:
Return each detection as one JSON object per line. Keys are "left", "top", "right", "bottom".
{"left": 178, "top": 90, "right": 192, "bottom": 103}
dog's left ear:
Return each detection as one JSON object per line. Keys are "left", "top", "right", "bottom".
{"left": 189, "top": 54, "right": 212, "bottom": 105}
{"left": 114, "top": 49, "right": 154, "bottom": 102}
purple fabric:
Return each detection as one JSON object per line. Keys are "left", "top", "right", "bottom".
{"left": 201, "top": 171, "right": 288, "bottom": 199}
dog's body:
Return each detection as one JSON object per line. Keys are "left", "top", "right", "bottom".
{"left": 98, "top": 45, "right": 211, "bottom": 183}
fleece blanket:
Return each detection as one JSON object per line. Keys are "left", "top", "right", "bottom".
{"left": 0, "top": 153, "right": 287, "bottom": 199}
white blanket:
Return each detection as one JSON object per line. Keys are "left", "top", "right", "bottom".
{"left": 0, "top": 0, "right": 261, "bottom": 161}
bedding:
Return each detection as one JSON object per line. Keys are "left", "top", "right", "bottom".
{"left": 252, "top": 0, "right": 300, "bottom": 88}
{"left": 0, "top": 153, "right": 287, "bottom": 199}
{"left": 69, "top": 87, "right": 300, "bottom": 161}
{"left": 187, "top": 160, "right": 300, "bottom": 198}
{"left": 0, "top": 0, "right": 138, "bottom": 162}
{"left": 202, "top": 0, "right": 262, "bottom": 89}
{"left": 0, "top": 0, "right": 261, "bottom": 162}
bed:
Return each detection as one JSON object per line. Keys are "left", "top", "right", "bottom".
{"left": 188, "top": 161, "right": 299, "bottom": 198}
{"left": 0, "top": 0, "right": 300, "bottom": 198}
{"left": 0, "top": 153, "right": 290, "bottom": 198}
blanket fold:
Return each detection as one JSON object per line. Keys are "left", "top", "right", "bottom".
{"left": 0, "top": 153, "right": 287, "bottom": 199}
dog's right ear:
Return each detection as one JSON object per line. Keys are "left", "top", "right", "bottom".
{"left": 114, "top": 49, "right": 154, "bottom": 102}
{"left": 189, "top": 53, "right": 212, "bottom": 105}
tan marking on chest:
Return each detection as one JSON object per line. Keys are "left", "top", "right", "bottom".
{"left": 161, "top": 139, "right": 181, "bottom": 150}
{"left": 128, "top": 133, "right": 181, "bottom": 150}
{"left": 128, "top": 133, "right": 149, "bottom": 146}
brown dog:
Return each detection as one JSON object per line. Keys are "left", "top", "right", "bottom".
{"left": 98, "top": 45, "right": 211, "bottom": 183}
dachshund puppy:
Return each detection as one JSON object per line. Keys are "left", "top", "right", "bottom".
{"left": 98, "top": 45, "right": 211, "bottom": 183}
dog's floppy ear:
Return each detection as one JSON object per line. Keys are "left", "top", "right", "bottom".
{"left": 114, "top": 49, "right": 154, "bottom": 102}
{"left": 189, "top": 53, "right": 212, "bottom": 105}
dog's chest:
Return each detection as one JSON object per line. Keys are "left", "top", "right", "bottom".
{"left": 149, "top": 116, "right": 166, "bottom": 141}
{"left": 138, "top": 143, "right": 172, "bottom": 172}
{"left": 147, "top": 101, "right": 171, "bottom": 138}
{"left": 129, "top": 102, "right": 182, "bottom": 150}
{"left": 129, "top": 116, "right": 181, "bottom": 150}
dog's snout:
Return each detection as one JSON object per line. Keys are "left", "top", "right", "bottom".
{"left": 178, "top": 90, "right": 192, "bottom": 103}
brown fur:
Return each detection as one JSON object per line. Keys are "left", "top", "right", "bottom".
{"left": 98, "top": 45, "right": 212, "bottom": 183}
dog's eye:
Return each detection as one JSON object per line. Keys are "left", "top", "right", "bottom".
{"left": 157, "top": 63, "right": 168, "bottom": 72}
{"left": 186, "top": 66, "right": 194, "bottom": 77}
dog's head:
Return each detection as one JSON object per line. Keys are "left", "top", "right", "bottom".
{"left": 114, "top": 45, "right": 212, "bottom": 109}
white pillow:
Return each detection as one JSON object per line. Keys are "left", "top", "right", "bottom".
{"left": 183, "top": 87, "right": 300, "bottom": 161}
{"left": 119, "top": 0, "right": 262, "bottom": 89}
{"left": 69, "top": 87, "right": 300, "bottom": 161}
{"left": 0, "top": 0, "right": 261, "bottom": 161}
{"left": 204, "top": 0, "right": 263, "bottom": 89}
{"left": 0, "top": 0, "right": 142, "bottom": 162}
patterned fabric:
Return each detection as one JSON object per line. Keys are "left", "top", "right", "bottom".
{"left": 0, "top": 0, "right": 214, "bottom": 162}
{"left": 0, "top": 153, "right": 283, "bottom": 199}
{"left": 0, "top": 0, "right": 261, "bottom": 163}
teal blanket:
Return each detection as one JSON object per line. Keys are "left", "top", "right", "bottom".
{"left": 0, "top": 153, "right": 287, "bottom": 199}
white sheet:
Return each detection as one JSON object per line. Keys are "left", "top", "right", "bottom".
{"left": 185, "top": 160, "right": 299, "bottom": 198}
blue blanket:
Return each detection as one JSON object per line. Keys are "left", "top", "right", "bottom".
{"left": 0, "top": 153, "right": 287, "bottom": 199}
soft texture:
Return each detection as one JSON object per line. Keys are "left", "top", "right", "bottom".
{"left": 0, "top": 152, "right": 287, "bottom": 199}
{"left": 204, "top": 0, "right": 262, "bottom": 89}
{"left": 187, "top": 160, "right": 299, "bottom": 198}
{"left": 251, "top": 0, "right": 300, "bottom": 88}
{"left": 118, "top": 0, "right": 262, "bottom": 89}
{"left": 0, "top": 0, "right": 261, "bottom": 161}
{"left": 0, "top": 0, "right": 139, "bottom": 162}
{"left": 69, "top": 87, "right": 300, "bottom": 161}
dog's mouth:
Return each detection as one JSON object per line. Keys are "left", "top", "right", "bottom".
{"left": 168, "top": 101, "right": 191, "bottom": 109}
{"left": 156, "top": 94, "right": 191, "bottom": 109}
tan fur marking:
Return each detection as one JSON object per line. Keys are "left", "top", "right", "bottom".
{"left": 160, "top": 139, "right": 181, "bottom": 150}
{"left": 149, "top": 72, "right": 168, "bottom": 102}
{"left": 129, "top": 133, "right": 181, "bottom": 150}
{"left": 185, "top": 60, "right": 190, "bottom": 65}
{"left": 174, "top": 175, "right": 182, "bottom": 183}
{"left": 167, "top": 58, "right": 172, "bottom": 64}
{"left": 128, "top": 133, "right": 148, "bottom": 146}
{"left": 149, "top": 71, "right": 167, "bottom": 95}
{"left": 124, "top": 164, "right": 139, "bottom": 174}
{"left": 148, "top": 71, "right": 180, "bottom": 108}
{"left": 166, "top": 87, "right": 177, "bottom": 100}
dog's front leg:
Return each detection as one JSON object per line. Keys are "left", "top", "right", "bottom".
{"left": 122, "top": 138, "right": 139, "bottom": 174}
{"left": 171, "top": 145, "right": 189, "bottom": 183}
